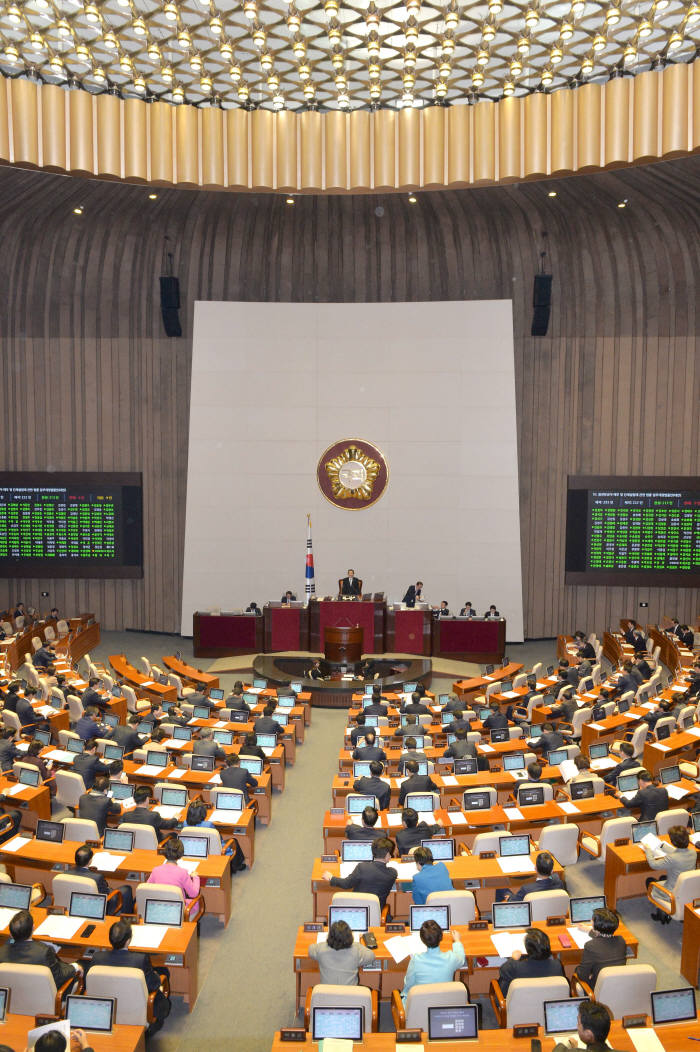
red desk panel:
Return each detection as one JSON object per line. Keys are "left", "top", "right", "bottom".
{"left": 309, "top": 599, "right": 384, "bottom": 654}
{"left": 432, "top": 617, "right": 505, "bottom": 663}
{"left": 263, "top": 604, "right": 310, "bottom": 652}
{"left": 193, "top": 612, "right": 263, "bottom": 657}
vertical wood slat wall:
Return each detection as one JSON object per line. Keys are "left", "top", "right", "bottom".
{"left": 0, "top": 159, "right": 698, "bottom": 636}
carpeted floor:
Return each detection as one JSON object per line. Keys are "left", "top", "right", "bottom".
{"left": 88, "top": 632, "right": 690, "bottom": 1051}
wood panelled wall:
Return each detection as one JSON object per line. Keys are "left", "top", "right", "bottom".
{"left": 0, "top": 158, "right": 698, "bottom": 636}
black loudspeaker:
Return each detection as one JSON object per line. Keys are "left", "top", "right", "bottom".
{"left": 159, "top": 276, "right": 182, "bottom": 337}
{"left": 531, "top": 274, "right": 552, "bottom": 336}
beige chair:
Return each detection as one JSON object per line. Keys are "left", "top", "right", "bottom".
{"left": 21, "top": 663, "right": 41, "bottom": 690}
{"left": 140, "top": 656, "right": 152, "bottom": 676}
{"left": 490, "top": 975, "right": 572, "bottom": 1027}
{"left": 462, "top": 787, "right": 497, "bottom": 810}
{"left": 0, "top": 963, "right": 77, "bottom": 1015}
{"left": 123, "top": 684, "right": 150, "bottom": 714}
{"left": 44, "top": 625, "right": 57, "bottom": 641}
{"left": 2, "top": 710, "right": 21, "bottom": 736}
{"left": 579, "top": 817, "right": 636, "bottom": 861}
{"left": 425, "top": 890, "right": 477, "bottom": 925}
{"left": 610, "top": 724, "right": 648, "bottom": 759}
{"left": 134, "top": 880, "right": 203, "bottom": 922}
{"left": 55, "top": 770, "right": 87, "bottom": 812}
{"left": 56, "top": 619, "right": 69, "bottom": 634}
{"left": 535, "top": 824, "right": 579, "bottom": 866}
{"left": 647, "top": 870, "right": 700, "bottom": 921}
{"left": 61, "top": 817, "right": 100, "bottom": 842}
{"left": 485, "top": 683, "right": 501, "bottom": 700}
{"left": 86, "top": 965, "right": 168, "bottom": 1025}
{"left": 654, "top": 717, "right": 676, "bottom": 739}
{"left": 210, "top": 787, "right": 247, "bottom": 811}
{"left": 532, "top": 663, "right": 545, "bottom": 679}
{"left": 52, "top": 872, "right": 122, "bottom": 913}
{"left": 578, "top": 964, "right": 656, "bottom": 1018}
{"left": 66, "top": 694, "right": 84, "bottom": 724}
{"left": 118, "top": 822, "right": 160, "bottom": 851}
{"left": 331, "top": 891, "right": 383, "bottom": 927}
{"left": 345, "top": 793, "right": 379, "bottom": 813}
{"left": 656, "top": 808, "right": 690, "bottom": 837}
{"left": 49, "top": 687, "right": 66, "bottom": 708}
{"left": 13, "top": 760, "right": 45, "bottom": 784}
{"left": 305, "top": 983, "right": 377, "bottom": 1033}
{"left": 180, "top": 824, "right": 235, "bottom": 857}
{"left": 559, "top": 706, "right": 592, "bottom": 740}
{"left": 31, "top": 636, "right": 42, "bottom": 652}
{"left": 523, "top": 889, "right": 571, "bottom": 921}
{"left": 515, "top": 782, "right": 554, "bottom": 804}
{"left": 0, "top": 870, "right": 45, "bottom": 905}
{"left": 391, "top": 981, "right": 470, "bottom": 1032}
{"left": 471, "top": 830, "right": 511, "bottom": 856}
{"left": 404, "top": 791, "right": 439, "bottom": 813}
{"left": 0, "top": 621, "right": 13, "bottom": 635}
{"left": 58, "top": 728, "right": 81, "bottom": 748}
{"left": 512, "top": 673, "right": 528, "bottom": 689}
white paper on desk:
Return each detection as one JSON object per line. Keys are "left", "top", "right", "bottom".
{"left": 262, "top": 746, "right": 275, "bottom": 756}
{"left": 136, "top": 764, "right": 168, "bottom": 776}
{"left": 154, "top": 804, "right": 182, "bottom": 820}
{"left": 319, "top": 1038, "right": 354, "bottom": 1052}
{"left": 209, "top": 808, "right": 243, "bottom": 823}
{"left": 666, "top": 783, "right": 687, "bottom": 800}
{"left": 670, "top": 685, "right": 687, "bottom": 693}
{"left": 483, "top": 676, "right": 493, "bottom": 681}
{"left": 128, "top": 924, "right": 168, "bottom": 949}
{"left": 208, "top": 773, "right": 222, "bottom": 785}
{"left": 480, "top": 743, "right": 495, "bottom": 753}
{"left": 44, "top": 749, "right": 73, "bottom": 763}
{"left": 559, "top": 759, "right": 579, "bottom": 782}
{"left": 28, "top": 1020, "right": 70, "bottom": 1050}
{"left": 140, "top": 680, "right": 155, "bottom": 686}
{"left": 214, "top": 720, "right": 228, "bottom": 728}
{"left": 654, "top": 743, "right": 670, "bottom": 752}
{"left": 2, "top": 835, "right": 31, "bottom": 852}
{"left": 497, "top": 856, "right": 535, "bottom": 874}
{"left": 490, "top": 931, "right": 527, "bottom": 957}
{"left": 504, "top": 807, "right": 524, "bottom": 821}
{"left": 640, "top": 832, "right": 665, "bottom": 854}
{"left": 536, "top": 682, "right": 547, "bottom": 689}
{"left": 566, "top": 926, "right": 592, "bottom": 949}
{"left": 35, "top": 915, "right": 84, "bottom": 939}
{"left": 178, "top": 859, "right": 199, "bottom": 875}
{"left": 625, "top": 1028, "right": 667, "bottom": 1052}
{"left": 547, "top": 676, "right": 558, "bottom": 683}
{"left": 339, "top": 861, "right": 359, "bottom": 878}
{"left": 34, "top": 705, "right": 55, "bottom": 717}
{"left": 386, "top": 812, "right": 403, "bottom": 827}
{"left": 620, "top": 791, "right": 637, "bottom": 802}
{"left": 346, "top": 815, "right": 363, "bottom": 826}
{"left": 590, "top": 758, "right": 616, "bottom": 771}
{"left": 384, "top": 932, "right": 426, "bottom": 963}
{"left": 246, "top": 687, "right": 263, "bottom": 694}
{"left": 388, "top": 862, "right": 419, "bottom": 880}
{"left": 0, "top": 906, "right": 21, "bottom": 930}
{"left": 627, "top": 713, "right": 642, "bottom": 721}
{"left": 166, "top": 768, "right": 186, "bottom": 779}
{"left": 690, "top": 832, "right": 700, "bottom": 846}
{"left": 90, "top": 851, "right": 127, "bottom": 872}
{"left": 2, "top": 783, "right": 28, "bottom": 796}
{"left": 441, "top": 775, "right": 458, "bottom": 786}
{"left": 509, "top": 770, "right": 527, "bottom": 780}
{"left": 686, "top": 726, "right": 700, "bottom": 737}
{"left": 163, "top": 739, "right": 183, "bottom": 749}
{"left": 15, "top": 741, "right": 29, "bottom": 752}
{"left": 584, "top": 692, "right": 598, "bottom": 700}
{"left": 502, "top": 691, "right": 519, "bottom": 699}
{"left": 642, "top": 702, "right": 658, "bottom": 711}
{"left": 587, "top": 723, "right": 604, "bottom": 732}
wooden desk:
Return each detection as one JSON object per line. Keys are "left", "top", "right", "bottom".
{"left": 385, "top": 607, "right": 432, "bottom": 656}
{"left": 580, "top": 707, "right": 650, "bottom": 755}
{"left": 108, "top": 655, "right": 177, "bottom": 703}
{"left": 0, "top": 1013, "right": 145, "bottom": 1052}
{"left": 309, "top": 599, "right": 385, "bottom": 655}
{"left": 643, "top": 725, "right": 700, "bottom": 774}
{"left": 452, "top": 663, "right": 524, "bottom": 702}
{"left": 432, "top": 618, "right": 505, "bottom": 663}
{"left": 162, "top": 655, "right": 220, "bottom": 691}
{"left": 0, "top": 772, "right": 52, "bottom": 827}
{"left": 192, "top": 611, "right": 263, "bottom": 658}
{"left": 263, "top": 603, "right": 310, "bottom": 653}
{"left": 190, "top": 716, "right": 297, "bottom": 765}
{"left": 680, "top": 902, "right": 700, "bottom": 985}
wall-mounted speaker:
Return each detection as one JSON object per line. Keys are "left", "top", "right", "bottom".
{"left": 159, "top": 276, "right": 182, "bottom": 337}
{"left": 531, "top": 274, "right": 552, "bottom": 336}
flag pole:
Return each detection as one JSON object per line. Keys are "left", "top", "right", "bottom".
{"left": 305, "top": 513, "right": 316, "bottom": 606}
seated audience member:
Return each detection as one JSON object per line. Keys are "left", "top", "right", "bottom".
{"left": 401, "top": 691, "right": 431, "bottom": 716}
{"left": 349, "top": 712, "right": 367, "bottom": 746}
{"left": 308, "top": 919, "right": 376, "bottom": 985}
{"left": 34, "top": 1030, "right": 93, "bottom": 1052}
{"left": 483, "top": 701, "right": 509, "bottom": 731}
{"left": 67, "top": 844, "right": 134, "bottom": 914}
{"left": 399, "top": 737, "right": 428, "bottom": 768}
{"left": 434, "top": 600, "right": 450, "bottom": 617}
{"left": 364, "top": 685, "right": 389, "bottom": 716}
{"left": 185, "top": 800, "right": 246, "bottom": 871}
{"left": 503, "top": 851, "right": 563, "bottom": 902}
{"left": 253, "top": 702, "right": 282, "bottom": 737}
{"left": 443, "top": 726, "right": 477, "bottom": 761}
{"left": 81, "top": 677, "right": 107, "bottom": 712}
{"left": 558, "top": 658, "right": 579, "bottom": 687}
{"left": 640, "top": 699, "right": 674, "bottom": 732}
{"left": 308, "top": 659, "right": 324, "bottom": 681}
{"left": 497, "top": 927, "right": 565, "bottom": 995}
{"left": 324, "top": 837, "right": 397, "bottom": 908}
{"left": 75, "top": 706, "right": 107, "bottom": 741}
{"left": 398, "top": 759, "right": 438, "bottom": 805}
{"left": 572, "top": 907, "right": 627, "bottom": 987}
{"left": 644, "top": 825, "right": 697, "bottom": 924}
{"left": 573, "top": 631, "right": 596, "bottom": 661}
{"left": 220, "top": 753, "right": 258, "bottom": 803}
{"left": 410, "top": 846, "right": 453, "bottom": 905}
{"left": 552, "top": 1002, "right": 617, "bottom": 1052}
{"left": 512, "top": 761, "right": 545, "bottom": 798}
{"left": 567, "top": 754, "right": 595, "bottom": 784}
{"left": 549, "top": 688, "right": 577, "bottom": 723}
{"left": 0, "top": 728, "right": 19, "bottom": 772}
{"left": 353, "top": 759, "right": 390, "bottom": 811}
{"left": 148, "top": 836, "right": 202, "bottom": 915}
{"left": 22, "top": 739, "right": 56, "bottom": 794}
{"left": 618, "top": 769, "right": 668, "bottom": 821}
{"left": 1, "top": 681, "right": 22, "bottom": 713}
{"left": 401, "top": 921, "right": 465, "bottom": 1003}
{"left": 395, "top": 714, "right": 420, "bottom": 739}
{"left": 634, "top": 653, "right": 653, "bottom": 681}
{"left": 344, "top": 805, "right": 384, "bottom": 842}
{"left": 0, "top": 909, "right": 77, "bottom": 989}
{"left": 239, "top": 732, "right": 268, "bottom": 763}
{"left": 86, "top": 919, "right": 171, "bottom": 1032}
{"left": 120, "top": 784, "right": 178, "bottom": 841}
{"left": 616, "top": 661, "right": 639, "bottom": 695}
{"left": 78, "top": 774, "right": 120, "bottom": 835}
{"left": 227, "top": 682, "right": 248, "bottom": 710}
{"left": 446, "top": 708, "right": 471, "bottom": 733}
{"left": 193, "top": 726, "right": 226, "bottom": 762}
{"left": 442, "top": 691, "right": 465, "bottom": 713}
{"left": 395, "top": 808, "right": 441, "bottom": 855}
{"left": 531, "top": 722, "right": 566, "bottom": 754}
{"left": 352, "top": 730, "right": 386, "bottom": 764}
{"left": 603, "top": 741, "right": 638, "bottom": 786}
{"left": 32, "top": 643, "right": 56, "bottom": 670}
{"left": 109, "top": 714, "right": 144, "bottom": 754}
{"left": 15, "top": 688, "right": 40, "bottom": 728}
{"left": 73, "top": 738, "right": 112, "bottom": 790}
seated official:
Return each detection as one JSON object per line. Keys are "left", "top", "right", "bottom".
{"left": 324, "top": 836, "right": 397, "bottom": 908}
{"left": 603, "top": 741, "right": 638, "bottom": 785}
{"left": 193, "top": 727, "right": 226, "bottom": 762}
{"left": 308, "top": 659, "right": 325, "bottom": 681}
{"left": 352, "top": 730, "right": 386, "bottom": 764}
{"left": 503, "top": 851, "right": 564, "bottom": 902}
{"left": 394, "top": 715, "right": 420, "bottom": 740}
{"left": 567, "top": 755, "right": 595, "bottom": 784}
{"left": 401, "top": 921, "right": 465, "bottom": 1003}
{"left": 254, "top": 702, "right": 282, "bottom": 737}
{"left": 443, "top": 727, "right": 477, "bottom": 761}
{"left": 74, "top": 738, "right": 113, "bottom": 790}
{"left": 483, "top": 701, "right": 509, "bottom": 731}
{"left": 280, "top": 590, "right": 297, "bottom": 604}
{"left": 220, "top": 752, "right": 258, "bottom": 803}
{"left": 434, "top": 600, "right": 450, "bottom": 618}
{"left": 442, "top": 691, "right": 465, "bottom": 713}
{"left": 484, "top": 605, "right": 500, "bottom": 618}
{"left": 67, "top": 845, "right": 134, "bottom": 914}
{"left": 120, "top": 784, "right": 178, "bottom": 841}
{"left": 549, "top": 688, "right": 578, "bottom": 723}
{"left": 22, "top": 740, "right": 56, "bottom": 795}
{"left": 33, "top": 644, "right": 56, "bottom": 669}
{"left": 558, "top": 659, "right": 580, "bottom": 687}
{"left": 16, "top": 689, "right": 40, "bottom": 728}
{"left": 617, "top": 769, "right": 669, "bottom": 820}
{"left": 353, "top": 760, "right": 390, "bottom": 811}
{"left": 402, "top": 581, "right": 424, "bottom": 608}
{"left": 345, "top": 805, "right": 385, "bottom": 842}
{"left": 0, "top": 728, "right": 19, "bottom": 772}
{"left": 185, "top": 801, "right": 246, "bottom": 871}
{"left": 308, "top": 919, "right": 376, "bottom": 985}
{"left": 553, "top": 1002, "right": 619, "bottom": 1052}
{"left": 645, "top": 825, "right": 697, "bottom": 924}
{"left": 531, "top": 722, "right": 566, "bottom": 754}
{"left": 0, "top": 909, "right": 77, "bottom": 989}
{"left": 573, "top": 631, "right": 596, "bottom": 661}
{"left": 109, "top": 714, "right": 144, "bottom": 754}
{"left": 349, "top": 712, "right": 368, "bottom": 746}
{"left": 148, "top": 837, "right": 201, "bottom": 914}
{"left": 399, "top": 738, "right": 428, "bottom": 769}
{"left": 512, "top": 761, "right": 546, "bottom": 798}
{"left": 398, "top": 760, "right": 438, "bottom": 805}
{"left": 410, "top": 846, "right": 453, "bottom": 905}
{"left": 459, "top": 601, "right": 475, "bottom": 618}
{"left": 395, "top": 808, "right": 441, "bottom": 855}
{"left": 81, "top": 677, "right": 108, "bottom": 713}
{"left": 86, "top": 919, "right": 171, "bottom": 1032}
{"left": 572, "top": 908, "right": 627, "bottom": 987}
{"left": 0, "top": 681, "right": 23, "bottom": 713}
{"left": 497, "top": 927, "right": 565, "bottom": 995}
{"left": 400, "top": 691, "right": 431, "bottom": 716}
{"left": 75, "top": 706, "right": 108, "bottom": 741}
{"left": 446, "top": 708, "right": 471, "bottom": 733}
{"left": 239, "top": 733, "right": 268, "bottom": 763}
{"left": 640, "top": 699, "right": 674, "bottom": 732}
{"left": 78, "top": 774, "right": 121, "bottom": 835}
{"left": 364, "top": 685, "right": 389, "bottom": 717}
{"left": 340, "top": 569, "right": 361, "bottom": 597}
{"left": 634, "top": 653, "right": 653, "bottom": 680}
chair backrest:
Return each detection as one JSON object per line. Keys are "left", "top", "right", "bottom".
{"left": 655, "top": 808, "right": 690, "bottom": 837}
{"left": 485, "top": 682, "right": 500, "bottom": 699}
{"left": 135, "top": 881, "right": 185, "bottom": 918}
{"left": 62, "top": 817, "right": 100, "bottom": 842}
{"left": 2, "top": 711, "right": 21, "bottom": 735}
{"left": 667, "top": 871, "right": 700, "bottom": 920}
{"left": 15, "top": 616, "right": 25, "bottom": 629}
{"left": 308, "top": 984, "right": 373, "bottom": 1034}
{"left": 0, "top": 621, "right": 12, "bottom": 634}
{"left": 516, "top": 782, "right": 553, "bottom": 803}
{"left": 140, "top": 657, "right": 152, "bottom": 676}
{"left": 331, "top": 891, "right": 381, "bottom": 928}
{"left": 56, "top": 619, "right": 69, "bottom": 634}
{"left": 13, "top": 761, "right": 43, "bottom": 782}
{"left": 58, "top": 728, "right": 80, "bottom": 747}
{"left": 532, "top": 663, "right": 544, "bottom": 678}
{"left": 593, "top": 964, "right": 656, "bottom": 1018}
{"left": 425, "top": 890, "right": 476, "bottom": 925}
{"left": 181, "top": 824, "right": 223, "bottom": 854}
{"left": 119, "top": 822, "right": 159, "bottom": 851}
{"left": 508, "top": 726, "right": 524, "bottom": 740}
{"left": 463, "top": 787, "right": 497, "bottom": 810}
{"left": 122, "top": 684, "right": 141, "bottom": 713}
{"left": 523, "top": 889, "right": 571, "bottom": 921}
{"left": 44, "top": 625, "right": 56, "bottom": 641}
{"left": 599, "top": 817, "right": 636, "bottom": 860}
{"left": 101, "top": 674, "right": 114, "bottom": 691}
{"left": 94, "top": 737, "right": 114, "bottom": 756}
{"left": 571, "top": 707, "right": 592, "bottom": 736}
{"left": 0, "top": 964, "right": 57, "bottom": 1014}
{"left": 86, "top": 966, "right": 148, "bottom": 1025}
{"left": 628, "top": 724, "right": 649, "bottom": 755}
{"left": 52, "top": 872, "right": 99, "bottom": 909}
{"left": 405, "top": 792, "right": 439, "bottom": 813}
{"left": 537, "top": 824, "right": 579, "bottom": 866}
{"left": 403, "top": 981, "right": 469, "bottom": 1031}
{"left": 505, "top": 976, "right": 572, "bottom": 1027}
{"left": 167, "top": 674, "right": 184, "bottom": 695}
{"left": 591, "top": 664, "right": 602, "bottom": 685}
{"left": 676, "top": 705, "right": 695, "bottom": 727}
{"left": 654, "top": 717, "right": 676, "bottom": 738}
{"left": 512, "top": 673, "right": 528, "bottom": 689}
{"left": 67, "top": 695, "right": 84, "bottom": 722}
{"left": 31, "top": 636, "right": 42, "bottom": 651}
{"left": 55, "top": 770, "right": 87, "bottom": 809}
{"left": 472, "top": 830, "right": 510, "bottom": 855}
{"left": 50, "top": 687, "right": 65, "bottom": 708}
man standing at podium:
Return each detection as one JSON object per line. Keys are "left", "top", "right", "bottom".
{"left": 340, "top": 569, "right": 361, "bottom": 597}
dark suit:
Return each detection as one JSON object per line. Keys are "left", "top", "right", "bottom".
{"left": 0, "top": 739, "right": 19, "bottom": 772}
{"left": 254, "top": 716, "right": 281, "bottom": 737}
{"left": 220, "top": 766, "right": 258, "bottom": 803}
{"left": 350, "top": 725, "right": 368, "bottom": 746}
{"left": 574, "top": 933, "right": 628, "bottom": 986}
{"left": 110, "top": 725, "right": 142, "bottom": 754}
{"left": 239, "top": 744, "right": 267, "bottom": 763}
{"left": 680, "top": 628, "right": 695, "bottom": 647}
{"left": 119, "top": 804, "right": 177, "bottom": 841}
{"left": 443, "top": 740, "right": 477, "bottom": 760}
{"left": 635, "top": 659, "right": 653, "bottom": 681}
{"left": 81, "top": 686, "right": 108, "bottom": 712}
{"left": 401, "top": 701, "right": 431, "bottom": 716}
{"left": 329, "top": 859, "right": 397, "bottom": 907}
{"left": 402, "top": 585, "right": 422, "bottom": 607}
{"left": 626, "top": 784, "right": 669, "bottom": 821}
{"left": 533, "top": 731, "right": 565, "bottom": 754}
{"left": 550, "top": 696, "right": 577, "bottom": 722}
{"left": 193, "top": 739, "right": 225, "bottom": 762}
{"left": 280, "top": 594, "right": 297, "bottom": 603}
{"left": 603, "top": 755, "right": 639, "bottom": 786}
{"left": 435, "top": 608, "right": 450, "bottom": 618}
{"left": 459, "top": 607, "right": 475, "bottom": 617}
{"left": 75, "top": 715, "right": 106, "bottom": 740}
{"left": 16, "top": 697, "right": 38, "bottom": 727}
{"left": 78, "top": 790, "right": 120, "bottom": 835}
{"left": 0, "top": 937, "right": 76, "bottom": 988}
{"left": 352, "top": 745, "right": 387, "bottom": 764}
{"left": 340, "top": 576, "right": 361, "bottom": 596}
{"left": 353, "top": 776, "right": 390, "bottom": 811}
{"left": 395, "top": 821, "right": 441, "bottom": 855}
{"left": 344, "top": 823, "right": 384, "bottom": 842}
{"left": 509, "top": 873, "right": 565, "bottom": 902}
{"left": 484, "top": 609, "right": 500, "bottom": 618}
{"left": 498, "top": 954, "right": 565, "bottom": 995}
{"left": 483, "top": 712, "right": 509, "bottom": 731}
{"left": 73, "top": 752, "right": 110, "bottom": 790}
{"left": 398, "top": 773, "right": 438, "bottom": 806}
{"left": 33, "top": 647, "right": 54, "bottom": 669}
{"left": 579, "top": 642, "right": 596, "bottom": 660}
{"left": 363, "top": 702, "right": 389, "bottom": 716}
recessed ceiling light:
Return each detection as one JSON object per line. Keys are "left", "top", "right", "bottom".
{"left": 618, "top": 199, "right": 627, "bottom": 208}
{"left": 548, "top": 190, "right": 557, "bottom": 197}
{"left": 73, "top": 206, "right": 84, "bottom": 215}
{"left": 286, "top": 196, "right": 294, "bottom": 205}
{"left": 148, "top": 193, "right": 158, "bottom": 200}
{"left": 408, "top": 193, "right": 417, "bottom": 203}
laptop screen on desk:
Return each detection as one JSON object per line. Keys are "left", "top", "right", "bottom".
{"left": 243, "top": 693, "right": 258, "bottom": 705}
{"left": 291, "top": 682, "right": 303, "bottom": 694}
{"left": 428, "top": 1005, "right": 478, "bottom": 1041}
{"left": 327, "top": 905, "right": 369, "bottom": 933}
{"left": 272, "top": 712, "right": 289, "bottom": 726}
{"left": 659, "top": 764, "right": 681, "bottom": 785}
{"left": 491, "top": 729, "right": 509, "bottom": 743}
{"left": 239, "top": 756, "right": 262, "bottom": 775}
{"left": 589, "top": 743, "right": 609, "bottom": 759}
{"left": 353, "top": 762, "right": 372, "bottom": 778}
{"left": 492, "top": 901, "right": 532, "bottom": 929}
{"left": 0, "top": 882, "right": 32, "bottom": 910}
{"left": 36, "top": 820, "right": 64, "bottom": 843}
{"left": 103, "top": 744, "right": 123, "bottom": 762}
{"left": 656, "top": 724, "right": 672, "bottom": 741}
{"left": 213, "top": 730, "right": 233, "bottom": 746}
{"left": 410, "top": 905, "right": 449, "bottom": 931}
{"left": 363, "top": 716, "right": 378, "bottom": 728}
{"left": 422, "top": 838, "right": 455, "bottom": 861}
{"left": 144, "top": 898, "right": 183, "bottom": 927}
{"left": 161, "top": 787, "right": 187, "bottom": 807}
{"left": 618, "top": 773, "right": 639, "bottom": 794}
{"left": 500, "top": 834, "right": 530, "bottom": 857}
{"left": 70, "top": 892, "right": 107, "bottom": 921}
{"left": 193, "top": 705, "right": 210, "bottom": 719}
{"left": 67, "top": 738, "right": 84, "bottom": 754}
{"left": 441, "top": 712, "right": 454, "bottom": 725}
{"left": 404, "top": 683, "right": 417, "bottom": 693}
{"left": 214, "top": 792, "right": 244, "bottom": 811}
{"left": 253, "top": 679, "right": 267, "bottom": 689}
{"left": 569, "top": 895, "right": 605, "bottom": 924}
{"left": 146, "top": 751, "right": 168, "bottom": 768}
{"left": 277, "top": 695, "right": 295, "bottom": 709}
{"left": 229, "top": 710, "right": 248, "bottom": 723}
{"left": 209, "top": 688, "right": 224, "bottom": 701}
{"left": 544, "top": 998, "right": 587, "bottom": 1035}
{"left": 341, "top": 840, "right": 373, "bottom": 862}
{"left": 548, "top": 749, "right": 568, "bottom": 766}
{"left": 180, "top": 835, "right": 209, "bottom": 858}
{"left": 570, "top": 781, "right": 594, "bottom": 800}
{"left": 504, "top": 753, "right": 526, "bottom": 772}
{"left": 33, "top": 727, "right": 52, "bottom": 747}
{"left": 109, "top": 781, "right": 134, "bottom": 801}
{"left": 463, "top": 791, "right": 490, "bottom": 810}
{"left": 173, "top": 726, "right": 193, "bottom": 741}
{"left": 405, "top": 793, "right": 433, "bottom": 812}
{"left": 110, "top": 686, "right": 122, "bottom": 699}
{"left": 18, "top": 766, "right": 40, "bottom": 786}
{"left": 632, "top": 821, "right": 657, "bottom": 843}
{"left": 651, "top": 988, "right": 697, "bottom": 1025}
{"left": 529, "top": 726, "right": 543, "bottom": 741}
{"left": 347, "top": 794, "right": 375, "bottom": 814}
{"left": 66, "top": 995, "right": 114, "bottom": 1034}
{"left": 256, "top": 734, "right": 276, "bottom": 748}
{"left": 312, "top": 1007, "right": 363, "bottom": 1043}
{"left": 191, "top": 754, "right": 215, "bottom": 772}
{"left": 103, "top": 827, "right": 134, "bottom": 852}
{"left": 518, "top": 787, "right": 545, "bottom": 806}
{"left": 454, "top": 758, "right": 478, "bottom": 775}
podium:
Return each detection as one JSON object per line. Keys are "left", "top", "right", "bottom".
{"left": 309, "top": 599, "right": 385, "bottom": 654}
{"left": 324, "top": 626, "right": 363, "bottom": 665}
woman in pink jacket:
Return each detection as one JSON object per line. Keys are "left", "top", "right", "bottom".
{"left": 147, "top": 837, "right": 201, "bottom": 918}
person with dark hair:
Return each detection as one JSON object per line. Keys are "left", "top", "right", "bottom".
{"left": 148, "top": 837, "right": 201, "bottom": 913}
{"left": 512, "top": 761, "right": 545, "bottom": 799}
{"left": 400, "top": 691, "right": 431, "bottom": 716}
{"left": 395, "top": 808, "right": 441, "bottom": 855}
{"left": 618, "top": 769, "right": 668, "bottom": 821}
{"left": 459, "top": 602, "right": 475, "bottom": 618}
{"left": 349, "top": 711, "right": 367, "bottom": 747}
{"left": 497, "top": 928, "right": 565, "bottom": 994}
{"left": 109, "top": 714, "right": 145, "bottom": 754}
{"left": 66, "top": 844, "right": 134, "bottom": 914}
{"left": 33, "top": 642, "right": 57, "bottom": 670}
{"left": 193, "top": 726, "right": 226, "bottom": 762}
{"left": 484, "top": 605, "right": 500, "bottom": 619}
{"left": 324, "top": 837, "right": 397, "bottom": 908}
{"left": 572, "top": 907, "right": 627, "bottom": 987}
{"left": 410, "top": 846, "right": 453, "bottom": 905}
{"left": 549, "top": 687, "right": 578, "bottom": 724}
{"left": 280, "top": 590, "right": 297, "bottom": 604}
{"left": 85, "top": 919, "right": 171, "bottom": 1032}
{"left": 340, "top": 569, "right": 361, "bottom": 597}
{"left": 352, "top": 730, "right": 387, "bottom": 764}
{"left": 15, "top": 688, "right": 40, "bottom": 729}
{"left": 308, "top": 659, "right": 324, "bottom": 681}
{"left": 574, "top": 632, "right": 596, "bottom": 661}
{"left": 220, "top": 752, "right": 258, "bottom": 803}
{"left": 239, "top": 731, "right": 268, "bottom": 763}
{"left": 78, "top": 773, "right": 120, "bottom": 835}
{"left": 398, "top": 759, "right": 438, "bottom": 806}
{"left": 434, "top": 600, "right": 450, "bottom": 618}
{"left": 634, "top": 652, "right": 653, "bottom": 681}
{"left": 363, "top": 692, "right": 389, "bottom": 717}
{"left": 254, "top": 701, "right": 282, "bottom": 737}
{"left": 0, "top": 909, "right": 77, "bottom": 989}
{"left": 75, "top": 706, "right": 107, "bottom": 741}
{"left": 0, "top": 681, "right": 22, "bottom": 714}
{"left": 551, "top": 1001, "right": 623, "bottom": 1052}
{"left": 645, "top": 825, "right": 696, "bottom": 924}
{"left": 81, "top": 676, "right": 107, "bottom": 712}
{"left": 73, "top": 738, "right": 112, "bottom": 790}
{"left": 308, "top": 919, "right": 376, "bottom": 984}
{"left": 603, "top": 741, "right": 638, "bottom": 785}
{"left": 483, "top": 701, "right": 509, "bottom": 731}
{"left": 119, "top": 784, "right": 178, "bottom": 841}
{"left": 504, "top": 851, "right": 564, "bottom": 902}
{"left": 35, "top": 1030, "right": 94, "bottom": 1052}
{"left": 401, "top": 921, "right": 464, "bottom": 1002}
{"left": 344, "top": 805, "right": 384, "bottom": 842}
{"left": 531, "top": 721, "right": 566, "bottom": 754}
{"left": 0, "top": 727, "right": 19, "bottom": 772}
{"left": 442, "top": 726, "right": 478, "bottom": 761}
{"left": 185, "top": 801, "right": 244, "bottom": 869}
{"left": 441, "top": 691, "right": 465, "bottom": 713}
{"left": 398, "top": 737, "right": 428, "bottom": 768}
{"left": 353, "top": 759, "right": 390, "bottom": 811}
{"left": 402, "top": 581, "right": 424, "bottom": 608}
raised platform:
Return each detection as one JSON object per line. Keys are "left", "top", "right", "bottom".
{"left": 251, "top": 654, "right": 432, "bottom": 708}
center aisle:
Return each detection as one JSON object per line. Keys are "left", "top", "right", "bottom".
{"left": 151, "top": 705, "right": 347, "bottom": 1052}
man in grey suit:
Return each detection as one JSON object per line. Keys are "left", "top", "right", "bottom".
{"left": 192, "top": 727, "right": 226, "bottom": 762}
